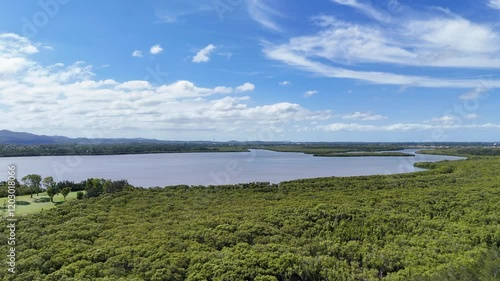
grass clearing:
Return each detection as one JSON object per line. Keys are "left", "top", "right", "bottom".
{"left": 0, "top": 191, "right": 80, "bottom": 216}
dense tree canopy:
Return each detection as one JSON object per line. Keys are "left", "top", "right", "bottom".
{"left": 1, "top": 142, "right": 493, "bottom": 158}
{"left": 20, "top": 174, "right": 42, "bottom": 198}
{"left": 0, "top": 143, "right": 247, "bottom": 157}
{"left": 0, "top": 150, "right": 499, "bottom": 280}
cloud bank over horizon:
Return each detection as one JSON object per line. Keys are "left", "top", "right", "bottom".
{"left": 0, "top": 0, "right": 498, "bottom": 141}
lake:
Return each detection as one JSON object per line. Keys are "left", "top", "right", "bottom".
{"left": 0, "top": 149, "right": 464, "bottom": 187}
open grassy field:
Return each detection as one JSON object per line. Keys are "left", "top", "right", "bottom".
{"left": 0, "top": 191, "right": 80, "bottom": 216}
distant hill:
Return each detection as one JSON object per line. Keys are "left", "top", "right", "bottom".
{"left": 0, "top": 130, "right": 68, "bottom": 145}
{"left": 0, "top": 130, "right": 168, "bottom": 145}
{"left": 0, "top": 130, "right": 497, "bottom": 146}
{"left": 0, "top": 130, "right": 299, "bottom": 146}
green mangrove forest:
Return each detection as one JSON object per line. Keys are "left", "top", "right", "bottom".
{"left": 0, "top": 148, "right": 499, "bottom": 280}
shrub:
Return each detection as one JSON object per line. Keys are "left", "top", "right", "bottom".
{"left": 76, "top": 191, "right": 84, "bottom": 200}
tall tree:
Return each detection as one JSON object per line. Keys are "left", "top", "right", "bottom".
{"left": 22, "top": 174, "right": 42, "bottom": 198}
{"left": 43, "top": 176, "right": 58, "bottom": 203}
{"left": 61, "top": 187, "right": 71, "bottom": 201}
{"left": 85, "top": 178, "right": 104, "bottom": 198}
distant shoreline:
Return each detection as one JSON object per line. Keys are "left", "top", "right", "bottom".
{"left": 0, "top": 142, "right": 495, "bottom": 158}
{"left": 313, "top": 152, "right": 415, "bottom": 157}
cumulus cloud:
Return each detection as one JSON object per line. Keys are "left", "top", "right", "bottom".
{"left": 0, "top": 33, "right": 39, "bottom": 74}
{"left": 429, "top": 115, "right": 459, "bottom": 125}
{"left": 466, "top": 113, "right": 479, "bottom": 119}
{"left": 150, "top": 44, "right": 163, "bottom": 55}
{"left": 192, "top": 44, "right": 216, "bottom": 63}
{"left": 115, "top": 80, "right": 151, "bottom": 91}
{"left": 0, "top": 33, "right": 39, "bottom": 54}
{"left": 132, "top": 50, "right": 143, "bottom": 58}
{"left": 0, "top": 33, "right": 331, "bottom": 137}
{"left": 279, "top": 81, "right": 290, "bottom": 86}
{"left": 304, "top": 90, "right": 318, "bottom": 97}
{"left": 342, "top": 112, "right": 387, "bottom": 121}
{"left": 236, "top": 82, "right": 255, "bottom": 92}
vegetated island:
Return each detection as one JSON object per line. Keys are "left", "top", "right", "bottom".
{"left": 312, "top": 152, "right": 415, "bottom": 157}
{"left": 0, "top": 148, "right": 499, "bottom": 280}
{"left": 0, "top": 129, "right": 496, "bottom": 158}
{"left": 0, "top": 143, "right": 249, "bottom": 157}
{"left": 0, "top": 143, "right": 410, "bottom": 157}
{"left": 417, "top": 147, "right": 500, "bottom": 157}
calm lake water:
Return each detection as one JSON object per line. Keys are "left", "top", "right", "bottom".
{"left": 0, "top": 149, "right": 464, "bottom": 187}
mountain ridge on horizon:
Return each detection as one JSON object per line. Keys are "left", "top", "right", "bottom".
{"left": 0, "top": 129, "right": 171, "bottom": 145}
{"left": 0, "top": 130, "right": 295, "bottom": 145}
{"left": 0, "top": 130, "right": 497, "bottom": 146}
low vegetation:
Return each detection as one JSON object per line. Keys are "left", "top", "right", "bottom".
{"left": 0, "top": 143, "right": 247, "bottom": 157}
{"left": 317, "top": 152, "right": 414, "bottom": 157}
{"left": 250, "top": 144, "right": 406, "bottom": 156}
{"left": 0, "top": 149, "right": 499, "bottom": 280}
{"left": 418, "top": 148, "right": 500, "bottom": 157}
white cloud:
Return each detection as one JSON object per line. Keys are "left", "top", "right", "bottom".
{"left": 115, "top": 80, "right": 151, "bottom": 90}
{"left": 247, "top": 0, "right": 283, "bottom": 31}
{"left": 488, "top": 0, "right": 500, "bottom": 9}
{"left": 0, "top": 57, "right": 30, "bottom": 74}
{"left": 154, "top": 80, "right": 249, "bottom": 98}
{"left": 330, "top": 0, "right": 392, "bottom": 23}
{"left": 427, "top": 113, "right": 480, "bottom": 124}
{"left": 0, "top": 33, "right": 39, "bottom": 74}
{"left": 155, "top": 3, "right": 213, "bottom": 24}
{"left": 466, "top": 113, "right": 479, "bottom": 119}
{"left": 460, "top": 86, "right": 490, "bottom": 100}
{"left": 304, "top": 90, "right": 318, "bottom": 97}
{"left": 193, "top": 44, "right": 216, "bottom": 63}
{"left": 132, "top": 50, "right": 143, "bottom": 58}
{"left": 279, "top": 81, "right": 290, "bottom": 86}
{"left": 406, "top": 18, "right": 499, "bottom": 54}
{"left": 157, "top": 14, "right": 177, "bottom": 23}
{"left": 236, "top": 82, "right": 255, "bottom": 92}
{"left": 318, "top": 122, "right": 500, "bottom": 132}
{"left": 429, "top": 115, "right": 459, "bottom": 125}
{"left": 212, "top": 96, "right": 249, "bottom": 111}
{"left": 342, "top": 112, "right": 387, "bottom": 121}
{"left": 0, "top": 33, "right": 334, "bottom": 137}
{"left": 0, "top": 33, "right": 39, "bottom": 55}
{"left": 263, "top": 11, "right": 500, "bottom": 88}
{"left": 150, "top": 44, "right": 163, "bottom": 55}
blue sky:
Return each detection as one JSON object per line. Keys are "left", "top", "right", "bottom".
{"left": 0, "top": 0, "right": 499, "bottom": 142}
